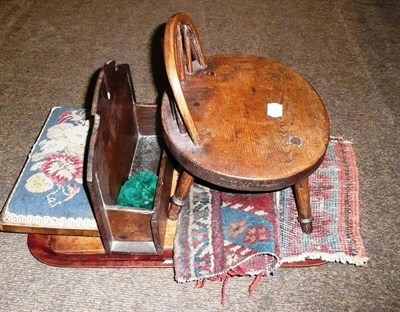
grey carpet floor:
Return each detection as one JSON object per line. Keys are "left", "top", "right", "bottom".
{"left": 0, "top": 1, "right": 399, "bottom": 311}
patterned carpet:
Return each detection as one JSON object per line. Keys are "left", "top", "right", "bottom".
{"left": 174, "top": 138, "right": 368, "bottom": 288}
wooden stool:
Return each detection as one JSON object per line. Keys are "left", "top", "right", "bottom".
{"left": 161, "top": 13, "right": 330, "bottom": 233}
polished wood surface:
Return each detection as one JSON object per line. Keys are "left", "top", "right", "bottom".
{"left": 162, "top": 55, "right": 330, "bottom": 190}
{"left": 27, "top": 232, "right": 325, "bottom": 268}
{"left": 86, "top": 61, "right": 173, "bottom": 254}
{"left": 294, "top": 176, "right": 313, "bottom": 234}
{"left": 49, "top": 218, "right": 177, "bottom": 254}
{"left": 27, "top": 234, "right": 174, "bottom": 268}
{"left": 163, "top": 12, "right": 206, "bottom": 145}
{"left": 169, "top": 171, "right": 194, "bottom": 220}
{"left": 162, "top": 13, "right": 330, "bottom": 232}
{"left": 0, "top": 224, "right": 98, "bottom": 237}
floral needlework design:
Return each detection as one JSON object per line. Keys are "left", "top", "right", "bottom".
{"left": 25, "top": 109, "right": 88, "bottom": 207}
{"left": 3, "top": 107, "right": 96, "bottom": 230}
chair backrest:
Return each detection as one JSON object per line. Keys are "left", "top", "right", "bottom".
{"left": 164, "top": 12, "right": 207, "bottom": 146}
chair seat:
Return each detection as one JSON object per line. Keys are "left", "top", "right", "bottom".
{"left": 162, "top": 54, "right": 330, "bottom": 191}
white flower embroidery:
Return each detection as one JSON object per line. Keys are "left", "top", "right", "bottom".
{"left": 25, "top": 172, "right": 54, "bottom": 193}
{"left": 65, "top": 124, "right": 88, "bottom": 145}
{"left": 64, "top": 141, "right": 85, "bottom": 158}
{"left": 31, "top": 121, "right": 88, "bottom": 161}
{"left": 40, "top": 139, "right": 66, "bottom": 152}
{"left": 47, "top": 123, "right": 74, "bottom": 140}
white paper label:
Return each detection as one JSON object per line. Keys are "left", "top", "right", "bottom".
{"left": 267, "top": 103, "right": 283, "bottom": 118}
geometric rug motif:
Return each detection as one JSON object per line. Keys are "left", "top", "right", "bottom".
{"left": 173, "top": 138, "right": 368, "bottom": 283}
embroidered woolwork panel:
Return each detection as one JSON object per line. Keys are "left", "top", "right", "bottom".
{"left": 2, "top": 107, "right": 96, "bottom": 230}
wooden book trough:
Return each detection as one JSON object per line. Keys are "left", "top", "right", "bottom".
{"left": 86, "top": 60, "right": 173, "bottom": 254}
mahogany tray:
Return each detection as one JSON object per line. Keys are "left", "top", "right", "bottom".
{"left": 27, "top": 233, "right": 325, "bottom": 268}
{"left": 27, "top": 234, "right": 173, "bottom": 267}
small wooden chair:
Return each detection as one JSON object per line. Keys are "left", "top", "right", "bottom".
{"left": 161, "top": 13, "right": 330, "bottom": 233}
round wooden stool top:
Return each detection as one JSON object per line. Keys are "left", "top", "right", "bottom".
{"left": 162, "top": 54, "right": 330, "bottom": 191}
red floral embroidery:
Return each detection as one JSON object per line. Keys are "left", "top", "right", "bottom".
{"left": 40, "top": 152, "right": 83, "bottom": 184}
{"left": 58, "top": 110, "right": 75, "bottom": 123}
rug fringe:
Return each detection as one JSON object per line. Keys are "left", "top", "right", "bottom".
{"left": 193, "top": 272, "right": 232, "bottom": 306}
{"left": 195, "top": 279, "right": 205, "bottom": 288}
{"left": 175, "top": 252, "right": 278, "bottom": 283}
{"left": 248, "top": 272, "right": 264, "bottom": 294}
{"left": 193, "top": 270, "right": 267, "bottom": 306}
{"left": 330, "top": 136, "right": 353, "bottom": 144}
{"left": 280, "top": 252, "right": 368, "bottom": 267}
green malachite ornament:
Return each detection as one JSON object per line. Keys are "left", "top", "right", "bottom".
{"left": 117, "top": 171, "right": 158, "bottom": 209}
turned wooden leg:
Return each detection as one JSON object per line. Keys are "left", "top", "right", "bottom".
{"left": 293, "top": 176, "right": 313, "bottom": 234}
{"left": 168, "top": 170, "right": 194, "bottom": 221}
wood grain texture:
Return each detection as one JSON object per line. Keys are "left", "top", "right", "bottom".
{"left": 162, "top": 54, "right": 330, "bottom": 191}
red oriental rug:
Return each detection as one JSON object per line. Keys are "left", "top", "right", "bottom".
{"left": 173, "top": 138, "right": 368, "bottom": 290}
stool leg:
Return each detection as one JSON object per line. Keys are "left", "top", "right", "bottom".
{"left": 293, "top": 177, "right": 313, "bottom": 234}
{"left": 168, "top": 170, "right": 194, "bottom": 221}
